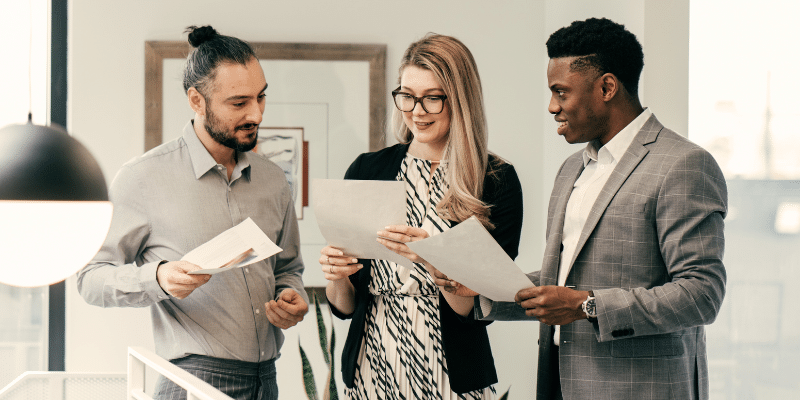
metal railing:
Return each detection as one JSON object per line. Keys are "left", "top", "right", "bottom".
{"left": 0, "top": 371, "right": 126, "bottom": 400}
{"left": 127, "top": 347, "right": 232, "bottom": 400}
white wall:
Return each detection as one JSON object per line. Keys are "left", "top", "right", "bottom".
{"left": 65, "top": 1, "right": 688, "bottom": 399}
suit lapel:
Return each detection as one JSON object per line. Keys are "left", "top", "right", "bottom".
{"left": 564, "top": 115, "right": 663, "bottom": 275}
{"left": 541, "top": 156, "right": 584, "bottom": 285}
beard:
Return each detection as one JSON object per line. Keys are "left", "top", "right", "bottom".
{"left": 204, "top": 105, "right": 258, "bottom": 152}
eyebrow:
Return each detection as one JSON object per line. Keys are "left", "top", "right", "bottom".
{"left": 224, "top": 83, "right": 269, "bottom": 102}
{"left": 399, "top": 86, "right": 445, "bottom": 95}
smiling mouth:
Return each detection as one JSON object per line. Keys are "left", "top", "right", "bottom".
{"left": 556, "top": 121, "right": 568, "bottom": 133}
{"left": 238, "top": 124, "right": 259, "bottom": 133}
{"left": 415, "top": 121, "right": 433, "bottom": 127}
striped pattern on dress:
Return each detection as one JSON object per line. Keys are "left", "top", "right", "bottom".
{"left": 344, "top": 154, "right": 495, "bottom": 400}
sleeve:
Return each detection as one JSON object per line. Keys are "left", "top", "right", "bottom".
{"left": 594, "top": 147, "right": 727, "bottom": 342}
{"left": 272, "top": 184, "right": 309, "bottom": 305}
{"left": 76, "top": 165, "right": 170, "bottom": 308}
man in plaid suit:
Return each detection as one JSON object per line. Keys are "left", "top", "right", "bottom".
{"left": 475, "top": 18, "right": 727, "bottom": 400}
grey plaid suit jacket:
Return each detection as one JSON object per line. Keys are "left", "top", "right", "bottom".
{"left": 483, "top": 115, "right": 727, "bottom": 400}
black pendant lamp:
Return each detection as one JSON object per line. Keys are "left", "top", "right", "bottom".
{"left": 0, "top": 117, "right": 113, "bottom": 287}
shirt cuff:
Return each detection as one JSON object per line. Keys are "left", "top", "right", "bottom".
{"left": 476, "top": 295, "right": 494, "bottom": 320}
{"left": 141, "top": 260, "right": 171, "bottom": 301}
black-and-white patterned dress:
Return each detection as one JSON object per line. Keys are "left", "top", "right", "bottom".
{"left": 344, "top": 154, "right": 495, "bottom": 400}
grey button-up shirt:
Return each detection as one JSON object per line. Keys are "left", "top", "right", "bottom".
{"left": 78, "top": 121, "right": 307, "bottom": 363}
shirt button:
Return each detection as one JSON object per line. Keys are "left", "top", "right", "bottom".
{"left": 261, "top": 351, "right": 265, "bottom": 356}
{"left": 255, "top": 309, "right": 260, "bottom": 314}
{"left": 228, "top": 187, "right": 231, "bottom": 192}
{"left": 245, "top": 268, "right": 249, "bottom": 273}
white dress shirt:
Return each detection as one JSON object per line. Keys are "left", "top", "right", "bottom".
{"left": 554, "top": 108, "right": 652, "bottom": 345}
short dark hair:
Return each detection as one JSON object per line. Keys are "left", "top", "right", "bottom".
{"left": 182, "top": 25, "right": 255, "bottom": 96}
{"left": 546, "top": 18, "right": 644, "bottom": 96}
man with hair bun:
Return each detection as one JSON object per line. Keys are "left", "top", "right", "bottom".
{"left": 78, "top": 25, "right": 308, "bottom": 400}
{"left": 476, "top": 17, "right": 727, "bottom": 399}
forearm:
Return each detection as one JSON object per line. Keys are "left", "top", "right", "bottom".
{"left": 77, "top": 259, "right": 166, "bottom": 308}
{"left": 326, "top": 277, "right": 356, "bottom": 316}
{"left": 441, "top": 292, "right": 475, "bottom": 317}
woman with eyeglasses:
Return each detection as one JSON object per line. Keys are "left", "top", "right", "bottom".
{"left": 321, "top": 33, "right": 523, "bottom": 400}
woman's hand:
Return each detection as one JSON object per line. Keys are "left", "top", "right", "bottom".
{"left": 319, "top": 246, "right": 362, "bottom": 281}
{"left": 376, "top": 225, "right": 429, "bottom": 264}
{"left": 425, "top": 262, "right": 479, "bottom": 297}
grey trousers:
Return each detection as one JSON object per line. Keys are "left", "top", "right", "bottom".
{"left": 154, "top": 354, "right": 278, "bottom": 400}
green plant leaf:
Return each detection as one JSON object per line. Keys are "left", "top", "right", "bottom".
{"left": 299, "top": 341, "right": 319, "bottom": 400}
{"left": 327, "top": 297, "right": 338, "bottom": 399}
{"left": 324, "top": 347, "right": 338, "bottom": 400}
{"left": 313, "top": 293, "right": 330, "bottom": 365}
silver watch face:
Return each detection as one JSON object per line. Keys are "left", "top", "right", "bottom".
{"left": 584, "top": 297, "right": 597, "bottom": 318}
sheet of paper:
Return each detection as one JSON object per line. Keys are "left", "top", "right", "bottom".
{"left": 406, "top": 216, "right": 533, "bottom": 301}
{"left": 313, "top": 179, "right": 415, "bottom": 269}
{"left": 185, "top": 217, "right": 282, "bottom": 275}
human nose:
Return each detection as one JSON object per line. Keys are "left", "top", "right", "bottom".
{"left": 548, "top": 95, "right": 560, "bottom": 115}
{"left": 247, "top": 101, "right": 264, "bottom": 124}
{"left": 411, "top": 99, "right": 427, "bottom": 115}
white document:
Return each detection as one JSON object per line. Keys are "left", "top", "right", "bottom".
{"left": 406, "top": 216, "right": 533, "bottom": 301}
{"left": 313, "top": 179, "right": 415, "bottom": 269}
{"left": 186, "top": 218, "right": 283, "bottom": 275}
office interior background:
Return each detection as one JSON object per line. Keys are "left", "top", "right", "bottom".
{"left": 1, "top": 0, "right": 798, "bottom": 398}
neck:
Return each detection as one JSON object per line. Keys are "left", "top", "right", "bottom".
{"left": 408, "top": 139, "right": 445, "bottom": 162}
{"left": 601, "top": 99, "right": 646, "bottom": 146}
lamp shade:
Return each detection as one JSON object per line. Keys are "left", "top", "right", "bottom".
{"left": 0, "top": 122, "right": 113, "bottom": 287}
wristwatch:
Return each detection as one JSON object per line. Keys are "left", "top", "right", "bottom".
{"left": 581, "top": 290, "right": 597, "bottom": 319}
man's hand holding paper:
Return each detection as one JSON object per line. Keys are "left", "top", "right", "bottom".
{"left": 156, "top": 261, "right": 210, "bottom": 299}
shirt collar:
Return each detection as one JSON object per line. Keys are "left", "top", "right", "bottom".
{"left": 582, "top": 108, "right": 652, "bottom": 167}
{"left": 183, "top": 120, "right": 252, "bottom": 181}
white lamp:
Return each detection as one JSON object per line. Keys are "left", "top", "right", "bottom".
{"left": 0, "top": 120, "right": 112, "bottom": 287}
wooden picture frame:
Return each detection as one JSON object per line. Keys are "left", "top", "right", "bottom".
{"left": 144, "top": 41, "right": 386, "bottom": 152}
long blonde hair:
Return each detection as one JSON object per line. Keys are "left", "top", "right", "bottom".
{"left": 393, "top": 33, "right": 495, "bottom": 228}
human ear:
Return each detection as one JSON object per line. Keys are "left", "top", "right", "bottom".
{"left": 600, "top": 73, "right": 619, "bottom": 101}
{"left": 187, "top": 87, "right": 207, "bottom": 115}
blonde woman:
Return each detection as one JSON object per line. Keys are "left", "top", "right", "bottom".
{"left": 321, "top": 34, "right": 523, "bottom": 400}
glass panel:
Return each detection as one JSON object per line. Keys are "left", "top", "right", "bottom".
{"left": 0, "top": 285, "right": 48, "bottom": 389}
{"left": 0, "top": 0, "right": 50, "bottom": 389}
{"left": 690, "top": 1, "right": 800, "bottom": 398}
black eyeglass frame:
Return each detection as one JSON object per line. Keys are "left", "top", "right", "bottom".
{"left": 391, "top": 87, "right": 449, "bottom": 114}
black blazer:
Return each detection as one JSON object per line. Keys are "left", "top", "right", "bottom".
{"left": 328, "top": 143, "right": 524, "bottom": 394}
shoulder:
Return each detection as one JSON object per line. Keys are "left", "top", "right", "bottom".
{"left": 345, "top": 143, "right": 410, "bottom": 180}
{"left": 649, "top": 128, "right": 724, "bottom": 178}
{"left": 123, "top": 137, "right": 186, "bottom": 172}
{"left": 485, "top": 153, "right": 521, "bottom": 191}
{"left": 354, "top": 143, "right": 409, "bottom": 167}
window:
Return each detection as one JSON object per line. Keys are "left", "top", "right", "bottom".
{"left": 0, "top": 0, "right": 51, "bottom": 389}
{"left": 690, "top": 1, "right": 800, "bottom": 398}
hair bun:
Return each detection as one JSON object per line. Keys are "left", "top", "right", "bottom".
{"left": 186, "top": 25, "right": 218, "bottom": 48}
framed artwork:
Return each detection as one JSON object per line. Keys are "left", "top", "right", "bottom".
{"left": 253, "top": 127, "right": 307, "bottom": 219}
{"left": 145, "top": 41, "right": 387, "bottom": 287}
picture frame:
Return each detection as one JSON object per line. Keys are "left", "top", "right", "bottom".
{"left": 144, "top": 41, "right": 386, "bottom": 152}
{"left": 144, "top": 41, "right": 388, "bottom": 287}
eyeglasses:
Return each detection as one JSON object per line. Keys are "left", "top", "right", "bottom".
{"left": 391, "top": 87, "right": 448, "bottom": 114}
